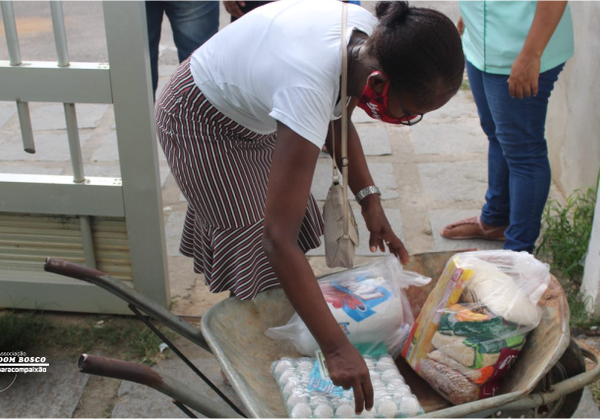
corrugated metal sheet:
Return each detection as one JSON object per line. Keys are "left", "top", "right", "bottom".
{"left": 0, "top": 213, "right": 132, "bottom": 281}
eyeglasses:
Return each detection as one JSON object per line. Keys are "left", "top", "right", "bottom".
{"left": 369, "top": 66, "right": 424, "bottom": 126}
{"left": 389, "top": 82, "right": 423, "bottom": 126}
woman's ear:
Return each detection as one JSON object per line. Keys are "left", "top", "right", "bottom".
{"left": 366, "top": 72, "right": 389, "bottom": 95}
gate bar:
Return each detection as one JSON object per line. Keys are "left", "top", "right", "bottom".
{"left": 64, "top": 103, "right": 85, "bottom": 182}
{"left": 16, "top": 100, "right": 35, "bottom": 153}
{"left": 80, "top": 216, "right": 97, "bottom": 269}
{"left": 49, "top": 1, "right": 69, "bottom": 67}
{"left": 1, "top": 1, "right": 22, "bottom": 66}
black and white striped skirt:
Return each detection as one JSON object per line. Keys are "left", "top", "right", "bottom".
{"left": 155, "top": 59, "right": 324, "bottom": 300}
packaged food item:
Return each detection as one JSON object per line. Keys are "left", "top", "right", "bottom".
{"left": 272, "top": 355, "right": 425, "bottom": 418}
{"left": 401, "top": 250, "right": 550, "bottom": 405}
{"left": 266, "top": 256, "right": 431, "bottom": 358}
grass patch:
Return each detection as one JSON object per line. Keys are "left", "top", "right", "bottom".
{"left": 536, "top": 183, "right": 598, "bottom": 329}
{"left": 460, "top": 77, "right": 470, "bottom": 91}
{"left": 0, "top": 311, "right": 174, "bottom": 365}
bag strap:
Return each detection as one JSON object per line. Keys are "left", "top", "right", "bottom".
{"left": 340, "top": 2, "right": 350, "bottom": 238}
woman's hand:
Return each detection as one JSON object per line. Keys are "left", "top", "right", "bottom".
{"left": 325, "top": 342, "right": 374, "bottom": 414}
{"left": 508, "top": 52, "right": 541, "bottom": 99}
{"left": 223, "top": 1, "right": 245, "bottom": 18}
{"left": 457, "top": 16, "right": 465, "bottom": 37}
{"left": 360, "top": 194, "right": 410, "bottom": 265}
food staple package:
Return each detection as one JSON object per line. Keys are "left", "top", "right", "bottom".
{"left": 266, "top": 256, "right": 431, "bottom": 358}
{"left": 401, "top": 250, "right": 551, "bottom": 405}
{"left": 272, "top": 355, "right": 424, "bottom": 418}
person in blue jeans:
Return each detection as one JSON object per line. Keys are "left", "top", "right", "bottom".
{"left": 145, "top": 1, "right": 219, "bottom": 98}
{"left": 441, "top": 1, "right": 574, "bottom": 253}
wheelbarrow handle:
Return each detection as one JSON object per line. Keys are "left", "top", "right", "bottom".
{"left": 44, "top": 258, "right": 211, "bottom": 353}
{"left": 79, "top": 354, "right": 242, "bottom": 418}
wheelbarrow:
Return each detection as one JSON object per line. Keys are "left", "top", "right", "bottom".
{"left": 44, "top": 250, "right": 600, "bottom": 418}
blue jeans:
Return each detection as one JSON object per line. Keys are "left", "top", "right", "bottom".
{"left": 146, "top": 1, "right": 219, "bottom": 96}
{"left": 466, "top": 60, "right": 564, "bottom": 253}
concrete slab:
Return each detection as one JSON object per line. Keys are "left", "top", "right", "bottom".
{"left": 307, "top": 207, "right": 404, "bottom": 257}
{"left": 428, "top": 209, "right": 504, "bottom": 253}
{"left": 418, "top": 161, "right": 488, "bottom": 205}
{"left": 574, "top": 387, "right": 600, "bottom": 418}
{"left": 355, "top": 123, "right": 392, "bottom": 156}
{"left": 0, "top": 101, "right": 17, "bottom": 129}
{"left": 351, "top": 106, "right": 376, "bottom": 124}
{"left": 31, "top": 104, "right": 110, "bottom": 131}
{"left": 0, "top": 132, "right": 92, "bottom": 161}
{"left": 91, "top": 131, "right": 119, "bottom": 162}
{"left": 165, "top": 210, "right": 186, "bottom": 257}
{"left": 311, "top": 161, "right": 399, "bottom": 201}
{"left": 0, "top": 164, "right": 64, "bottom": 175}
{"left": 1, "top": 357, "right": 90, "bottom": 418}
{"left": 159, "top": 163, "right": 171, "bottom": 188}
{"left": 84, "top": 162, "right": 122, "bottom": 178}
{"left": 425, "top": 90, "right": 479, "bottom": 122}
{"left": 112, "top": 356, "right": 244, "bottom": 418}
{"left": 411, "top": 118, "right": 487, "bottom": 156}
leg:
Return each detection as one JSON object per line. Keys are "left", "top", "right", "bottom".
{"left": 483, "top": 64, "right": 564, "bottom": 252}
{"left": 145, "top": 1, "right": 165, "bottom": 98}
{"left": 440, "top": 61, "right": 509, "bottom": 241}
{"left": 165, "top": 1, "right": 219, "bottom": 63}
{"left": 467, "top": 62, "right": 512, "bottom": 228}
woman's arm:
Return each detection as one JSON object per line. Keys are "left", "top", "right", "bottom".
{"left": 263, "top": 121, "right": 373, "bottom": 414}
{"left": 508, "top": 1, "right": 568, "bottom": 99}
{"left": 325, "top": 100, "right": 409, "bottom": 264}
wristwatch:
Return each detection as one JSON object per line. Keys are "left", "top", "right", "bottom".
{"left": 355, "top": 186, "right": 381, "bottom": 203}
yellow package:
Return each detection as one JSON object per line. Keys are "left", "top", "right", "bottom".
{"left": 401, "top": 255, "right": 474, "bottom": 371}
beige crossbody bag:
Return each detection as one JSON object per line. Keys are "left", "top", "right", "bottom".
{"left": 323, "top": 3, "right": 359, "bottom": 268}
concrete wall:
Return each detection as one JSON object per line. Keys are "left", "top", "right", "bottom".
{"left": 546, "top": 2, "right": 600, "bottom": 197}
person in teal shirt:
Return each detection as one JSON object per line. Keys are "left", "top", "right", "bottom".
{"left": 441, "top": 1, "right": 574, "bottom": 253}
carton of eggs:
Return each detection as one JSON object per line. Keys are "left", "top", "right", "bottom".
{"left": 272, "top": 355, "right": 424, "bottom": 418}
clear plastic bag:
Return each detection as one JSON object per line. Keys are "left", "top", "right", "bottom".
{"left": 401, "top": 250, "right": 551, "bottom": 405}
{"left": 266, "top": 256, "right": 431, "bottom": 358}
{"left": 272, "top": 354, "right": 424, "bottom": 418}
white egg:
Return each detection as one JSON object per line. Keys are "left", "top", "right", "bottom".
{"left": 313, "top": 403, "right": 334, "bottom": 418}
{"left": 369, "top": 371, "right": 380, "bottom": 382}
{"left": 364, "top": 358, "right": 375, "bottom": 369}
{"left": 291, "top": 402, "right": 312, "bottom": 418}
{"left": 297, "top": 361, "right": 314, "bottom": 373}
{"left": 275, "top": 360, "right": 294, "bottom": 376}
{"left": 371, "top": 379, "right": 385, "bottom": 390}
{"left": 375, "top": 359, "right": 395, "bottom": 372}
{"left": 335, "top": 404, "right": 355, "bottom": 418}
{"left": 377, "top": 400, "right": 398, "bottom": 418}
{"left": 392, "top": 390, "right": 410, "bottom": 403}
{"left": 358, "top": 408, "right": 376, "bottom": 418}
{"left": 287, "top": 393, "right": 308, "bottom": 407}
{"left": 386, "top": 382, "right": 409, "bottom": 393}
{"left": 309, "top": 395, "right": 329, "bottom": 407}
{"left": 380, "top": 369, "right": 401, "bottom": 384}
{"left": 400, "top": 395, "right": 421, "bottom": 416}
{"left": 283, "top": 380, "right": 299, "bottom": 398}
{"left": 279, "top": 368, "right": 297, "bottom": 384}
{"left": 387, "top": 377, "right": 405, "bottom": 386}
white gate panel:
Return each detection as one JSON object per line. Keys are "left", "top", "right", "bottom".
{"left": 0, "top": 1, "right": 169, "bottom": 314}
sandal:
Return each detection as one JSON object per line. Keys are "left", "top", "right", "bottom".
{"left": 440, "top": 216, "right": 507, "bottom": 241}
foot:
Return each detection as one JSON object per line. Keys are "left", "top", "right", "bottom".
{"left": 440, "top": 216, "right": 507, "bottom": 241}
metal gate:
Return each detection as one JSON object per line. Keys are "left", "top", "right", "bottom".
{"left": 0, "top": 2, "right": 169, "bottom": 314}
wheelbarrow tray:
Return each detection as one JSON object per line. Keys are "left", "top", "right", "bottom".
{"left": 201, "top": 251, "right": 571, "bottom": 418}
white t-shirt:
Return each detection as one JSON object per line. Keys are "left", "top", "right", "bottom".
{"left": 190, "top": 0, "right": 377, "bottom": 149}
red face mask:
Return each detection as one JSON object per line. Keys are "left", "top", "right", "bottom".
{"left": 357, "top": 72, "right": 407, "bottom": 125}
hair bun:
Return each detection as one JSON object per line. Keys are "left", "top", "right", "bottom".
{"left": 375, "top": 1, "right": 410, "bottom": 23}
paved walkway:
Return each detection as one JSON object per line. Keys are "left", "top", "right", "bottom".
{"left": 1, "top": 1, "right": 598, "bottom": 418}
